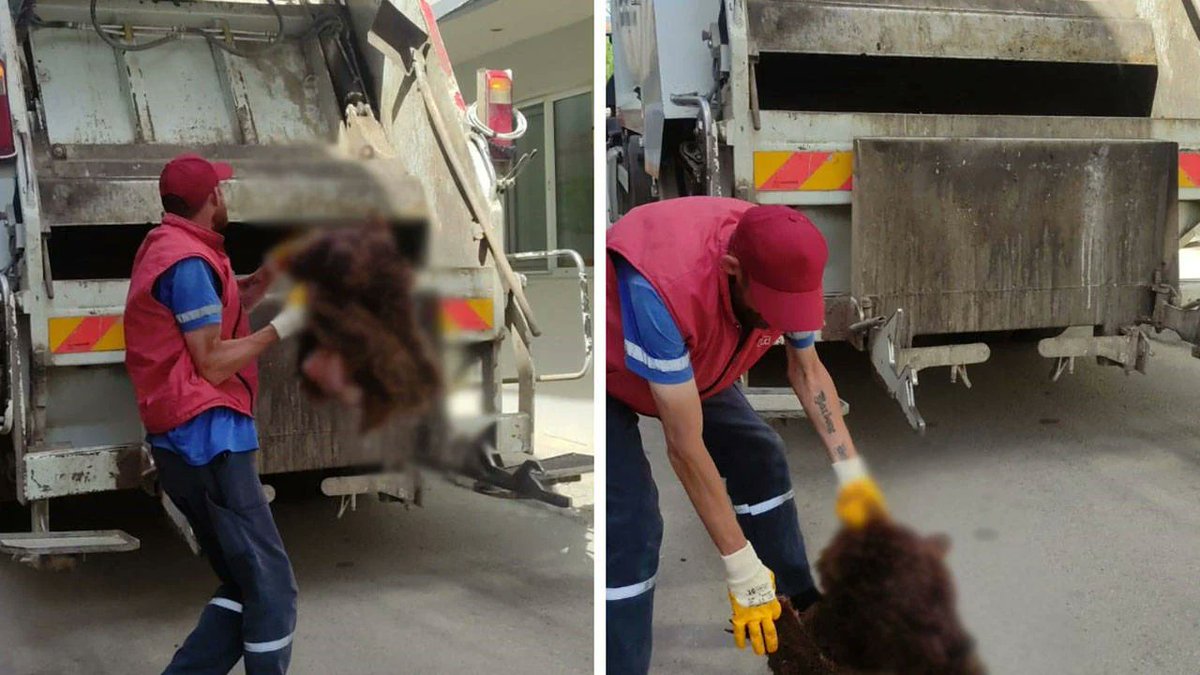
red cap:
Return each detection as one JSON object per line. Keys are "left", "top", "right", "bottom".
{"left": 729, "top": 205, "right": 828, "bottom": 332}
{"left": 159, "top": 154, "right": 234, "bottom": 213}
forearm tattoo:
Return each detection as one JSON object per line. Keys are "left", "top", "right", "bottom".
{"left": 815, "top": 391, "right": 836, "bottom": 435}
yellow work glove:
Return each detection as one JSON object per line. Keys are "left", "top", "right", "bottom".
{"left": 721, "top": 542, "right": 782, "bottom": 656}
{"left": 833, "top": 456, "right": 888, "bottom": 529}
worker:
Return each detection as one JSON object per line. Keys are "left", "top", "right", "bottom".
{"left": 124, "top": 154, "right": 307, "bottom": 675}
{"left": 605, "top": 197, "right": 888, "bottom": 673}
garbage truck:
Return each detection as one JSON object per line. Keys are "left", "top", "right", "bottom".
{"left": 609, "top": 0, "right": 1200, "bottom": 431}
{"left": 0, "top": 0, "right": 592, "bottom": 564}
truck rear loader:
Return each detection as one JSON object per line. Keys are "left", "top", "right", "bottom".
{"left": 610, "top": 0, "right": 1200, "bottom": 431}
{"left": 0, "top": 0, "right": 592, "bottom": 565}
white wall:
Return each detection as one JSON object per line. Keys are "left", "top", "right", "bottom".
{"left": 498, "top": 273, "right": 596, "bottom": 380}
{"left": 500, "top": 273, "right": 596, "bottom": 456}
{"left": 447, "top": 18, "right": 592, "bottom": 106}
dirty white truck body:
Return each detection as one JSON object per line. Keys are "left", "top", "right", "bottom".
{"left": 610, "top": 0, "right": 1200, "bottom": 430}
{"left": 0, "top": 0, "right": 591, "bottom": 561}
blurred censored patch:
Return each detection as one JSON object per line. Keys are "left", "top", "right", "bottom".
{"left": 288, "top": 220, "right": 441, "bottom": 432}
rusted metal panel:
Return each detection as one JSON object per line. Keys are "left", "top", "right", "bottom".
{"left": 852, "top": 138, "right": 1177, "bottom": 340}
{"left": 747, "top": 0, "right": 1156, "bottom": 64}
{"left": 123, "top": 39, "right": 239, "bottom": 145}
{"left": 227, "top": 160, "right": 428, "bottom": 224}
{"left": 28, "top": 1, "right": 343, "bottom": 148}
{"left": 37, "top": 155, "right": 427, "bottom": 226}
{"left": 750, "top": 112, "right": 1200, "bottom": 149}
{"left": 44, "top": 366, "right": 142, "bottom": 450}
{"left": 22, "top": 444, "right": 144, "bottom": 500}
{"left": 30, "top": 29, "right": 138, "bottom": 145}
{"left": 369, "top": 3, "right": 487, "bottom": 271}
{"left": 38, "top": 178, "right": 163, "bottom": 227}
{"left": 213, "top": 44, "right": 336, "bottom": 144}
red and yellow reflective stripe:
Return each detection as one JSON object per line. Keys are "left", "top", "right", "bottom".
{"left": 756, "top": 150, "right": 1200, "bottom": 191}
{"left": 49, "top": 316, "right": 125, "bottom": 353}
{"left": 754, "top": 151, "right": 854, "bottom": 192}
{"left": 1181, "top": 152, "right": 1200, "bottom": 188}
{"left": 440, "top": 298, "right": 494, "bottom": 334}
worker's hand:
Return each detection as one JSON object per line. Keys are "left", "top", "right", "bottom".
{"left": 833, "top": 456, "right": 888, "bottom": 529}
{"left": 254, "top": 261, "right": 280, "bottom": 289}
{"left": 722, "top": 542, "right": 782, "bottom": 656}
{"left": 269, "top": 284, "right": 308, "bottom": 340}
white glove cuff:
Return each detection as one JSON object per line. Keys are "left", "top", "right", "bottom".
{"left": 721, "top": 542, "right": 763, "bottom": 586}
{"left": 833, "top": 456, "right": 868, "bottom": 486}
{"left": 269, "top": 305, "right": 306, "bottom": 341}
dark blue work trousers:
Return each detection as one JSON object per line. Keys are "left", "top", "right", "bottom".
{"left": 153, "top": 448, "right": 298, "bottom": 675}
{"left": 606, "top": 386, "right": 818, "bottom": 675}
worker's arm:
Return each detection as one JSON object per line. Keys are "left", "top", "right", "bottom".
{"left": 184, "top": 323, "right": 279, "bottom": 385}
{"left": 652, "top": 379, "right": 746, "bottom": 555}
{"left": 156, "top": 258, "right": 306, "bottom": 387}
{"left": 616, "top": 259, "right": 746, "bottom": 552}
{"left": 786, "top": 334, "right": 887, "bottom": 528}
{"left": 184, "top": 289, "right": 307, "bottom": 385}
{"left": 785, "top": 333, "right": 857, "bottom": 463}
{"left": 651, "top": 377, "right": 780, "bottom": 655}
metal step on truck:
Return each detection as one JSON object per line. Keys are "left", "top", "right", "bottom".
{"left": 0, "top": 0, "right": 592, "bottom": 565}
{"left": 609, "top": 0, "right": 1200, "bottom": 431}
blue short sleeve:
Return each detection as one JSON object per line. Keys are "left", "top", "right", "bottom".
{"left": 615, "top": 259, "right": 694, "bottom": 385}
{"left": 154, "top": 258, "right": 223, "bottom": 333}
{"left": 786, "top": 331, "right": 816, "bottom": 349}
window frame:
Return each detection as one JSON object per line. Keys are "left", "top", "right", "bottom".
{"left": 506, "top": 84, "right": 594, "bottom": 275}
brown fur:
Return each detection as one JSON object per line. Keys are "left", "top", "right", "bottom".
{"left": 289, "top": 222, "right": 440, "bottom": 430}
{"left": 768, "top": 598, "right": 841, "bottom": 675}
{"left": 771, "top": 520, "right": 984, "bottom": 675}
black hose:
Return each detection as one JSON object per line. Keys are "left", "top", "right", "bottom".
{"left": 88, "top": 0, "right": 342, "bottom": 58}
{"left": 200, "top": 0, "right": 285, "bottom": 58}
{"left": 90, "top": 0, "right": 175, "bottom": 51}
{"left": 1184, "top": 0, "right": 1200, "bottom": 46}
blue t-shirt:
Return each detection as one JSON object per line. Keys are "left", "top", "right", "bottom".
{"left": 146, "top": 257, "right": 259, "bottom": 466}
{"left": 615, "top": 258, "right": 816, "bottom": 385}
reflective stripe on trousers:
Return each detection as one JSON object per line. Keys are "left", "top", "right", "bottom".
{"left": 155, "top": 449, "right": 298, "bottom": 675}
{"left": 606, "top": 574, "right": 657, "bottom": 602}
{"left": 606, "top": 387, "right": 817, "bottom": 675}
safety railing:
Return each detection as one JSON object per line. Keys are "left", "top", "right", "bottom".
{"left": 505, "top": 248, "right": 593, "bottom": 382}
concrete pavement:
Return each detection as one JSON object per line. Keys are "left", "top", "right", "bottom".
{"left": 0, "top": 472, "right": 592, "bottom": 674}
{"left": 644, "top": 337, "right": 1200, "bottom": 675}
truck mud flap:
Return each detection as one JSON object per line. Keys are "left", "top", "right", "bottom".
{"left": 852, "top": 138, "right": 1176, "bottom": 339}
{"left": 852, "top": 138, "right": 1177, "bottom": 428}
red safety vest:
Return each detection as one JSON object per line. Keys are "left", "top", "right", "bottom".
{"left": 606, "top": 197, "right": 782, "bottom": 416}
{"left": 124, "top": 214, "right": 258, "bottom": 433}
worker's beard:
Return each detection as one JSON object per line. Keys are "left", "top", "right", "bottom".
{"left": 729, "top": 276, "right": 770, "bottom": 330}
{"left": 212, "top": 205, "right": 229, "bottom": 231}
